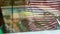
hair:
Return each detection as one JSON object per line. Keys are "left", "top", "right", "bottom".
{"left": 0, "top": 7, "right": 3, "bottom": 26}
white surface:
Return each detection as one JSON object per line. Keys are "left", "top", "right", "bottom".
{"left": 6, "top": 30, "right": 60, "bottom": 34}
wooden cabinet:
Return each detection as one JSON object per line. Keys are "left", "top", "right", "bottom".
{"left": 0, "top": 0, "right": 27, "bottom": 6}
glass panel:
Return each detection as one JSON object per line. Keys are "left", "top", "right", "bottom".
{"left": 1, "top": 0, "right": 60, "bottom": 33}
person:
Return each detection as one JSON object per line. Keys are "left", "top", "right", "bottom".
{"left": 3, "top": 13, "right": 21, "bottom": 33}
{"left": 9, "top": 13, "right": 30, "bottom": 32}
{"left": 9, "top": 13, "right": 21, "bottom": 32}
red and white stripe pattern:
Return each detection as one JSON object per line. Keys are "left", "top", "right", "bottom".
{"left": 28, "top": 15, "right": 58, "bottom": 31}
{"left": 27, "top": 0, "right": 59, "bottom": 31}
{"left": 27, "top": 0, "right": 60, "bottom": 16}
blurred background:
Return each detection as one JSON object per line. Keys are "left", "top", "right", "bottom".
{"left": 0, "top": 0, "right": 60, "bottom": 33}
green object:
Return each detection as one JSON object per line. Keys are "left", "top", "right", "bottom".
{"left": 21, "top": 12, "right": 33, "bottom": 16}
{"left": 0, "top": 29, "right": 3, "bottom": 34}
